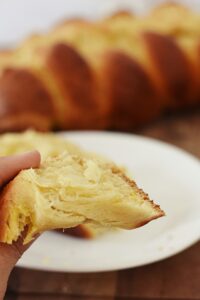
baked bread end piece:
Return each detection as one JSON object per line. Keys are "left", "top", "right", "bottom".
{"left": 0, "top": 153, "right": 164, "bottom": 244}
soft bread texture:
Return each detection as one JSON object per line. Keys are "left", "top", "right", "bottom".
{"left": 0, "top": 130, "right": 81, "bottom": 158}
{"left": 0, "top": 151, "right": 164, "bottom": 244}
{"left": 0, "top": 130, "right": 108, "bottom": 238}
{"left": 0, "top": 4, "right": 200, "bottom": 132}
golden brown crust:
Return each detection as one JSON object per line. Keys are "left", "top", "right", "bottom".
{"left": 0, "top": 5, "right": 199, "bottom": 132}
{"left": 142, "top": 32, "right": 198, "bottom": 109}
{"left": 150, "top": 2, "right": 190, "bottom": 16}
{"left": 46, "top": 43, "right": 106, "bottom": 129}
{"left": 103, "top": 51, "right": 162, "bottom": 129}
{"left": 0, "top": 69, "right": 54, "bottom": 132}
{"left": 54, "top": 18, "right": 91, "bottom": 30}
{"left": 47, "top": 43, "right": 96, "bottom": 109}
{"left": 0, "top": 184, "right": 11, "bottom": 242}
{"left": 0, "top": 116, "right": 51, "bottom": 133}
{"left": 111, "top": 166, "right": 164, "bottom": 220}
{"left": 105, "top": 10, "right": 134, "bottom": 20}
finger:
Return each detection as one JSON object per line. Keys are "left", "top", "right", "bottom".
{"left": 0, "top": 227, "right": 40, "bottom": 269}
{"left": 10, "top": 229, "right": 39, "bottom": 261}
{"left": 0, "top": 232, "right": 39, "bottom": 265}
{"left": 0, "top": 150, "right": 41, "bottom": 187}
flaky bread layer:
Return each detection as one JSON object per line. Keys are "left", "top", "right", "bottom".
{"left": 0, "top": 153, "right": 164, "bottom": 244}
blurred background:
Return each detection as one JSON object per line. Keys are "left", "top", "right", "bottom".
{"left": 0, "top": 0, "right": 200, "bottom": 47}
{"left": 1, "top": 1, "right": 200, "bottom": 299}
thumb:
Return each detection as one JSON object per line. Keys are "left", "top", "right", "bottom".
{"left": 0, "top": 151, "right": 41, "bottom": 187}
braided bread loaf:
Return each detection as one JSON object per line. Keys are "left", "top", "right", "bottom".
{"left": 0, "top": 3, "right": 200, "bottom": 132}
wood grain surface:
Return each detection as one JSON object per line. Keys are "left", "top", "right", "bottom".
{"left": 6, "top": 110, "right": 200, "bottom": 300}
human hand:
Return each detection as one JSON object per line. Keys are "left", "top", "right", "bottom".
{"left": 0, "top": 151, "right": 40, "bottom": 299}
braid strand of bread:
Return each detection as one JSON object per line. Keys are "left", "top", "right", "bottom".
{"left": 0, "top": 3, "right": 200, "bottom": 132}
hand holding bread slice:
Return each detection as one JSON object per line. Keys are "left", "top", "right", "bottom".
{"left": 0, "top": 139, "right": 164, "bottom": 244}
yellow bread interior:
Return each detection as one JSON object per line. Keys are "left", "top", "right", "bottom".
{"left": 0, "top": 130, "right": 81, "bottom": 158}
{"left": 0, "top": 150, "right": 164, "bottom": 244}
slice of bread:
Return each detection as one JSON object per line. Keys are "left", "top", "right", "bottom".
{"left": 0, "top": 151, "right": 164, "bottom": 244}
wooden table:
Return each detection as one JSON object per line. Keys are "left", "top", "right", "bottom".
{"left": 6, "top": 111, "right": 200, "bottom": 300}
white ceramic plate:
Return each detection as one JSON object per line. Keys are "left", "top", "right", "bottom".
{"left": 17, "top": 131, "right": 200, "bottom": 272}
